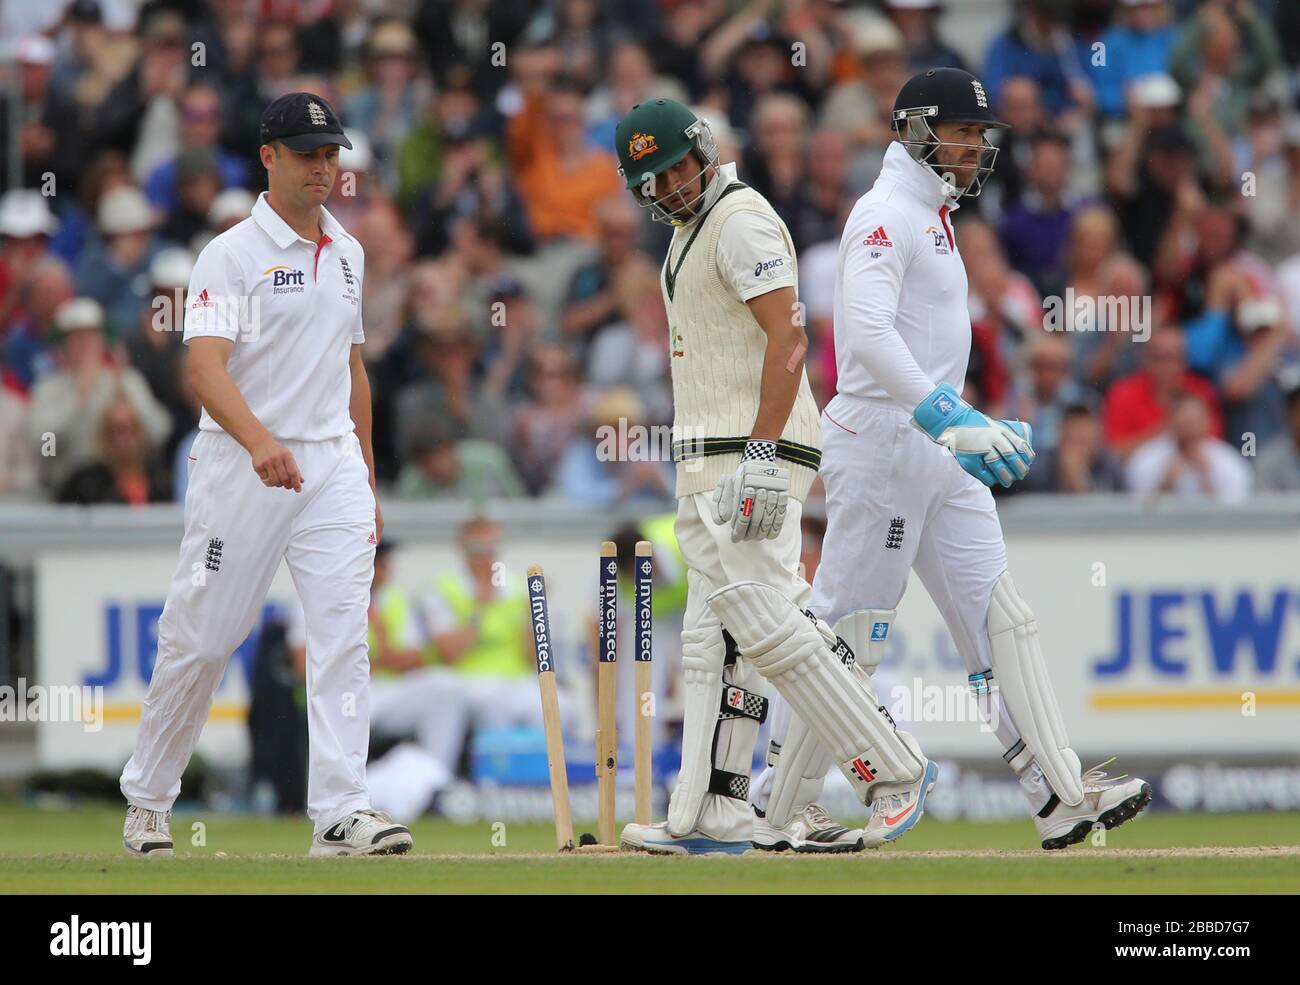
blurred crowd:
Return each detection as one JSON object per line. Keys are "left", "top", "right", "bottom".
{"left": 2, "top": 0, "right": 1300, "bottom": 508}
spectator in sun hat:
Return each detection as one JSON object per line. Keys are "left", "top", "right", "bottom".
{"left": 75, "top": 186, "right": 172, "bottom": 339}
{"left": 345, "top": 20, "right": 430, "bottom": 188}
{"left": 0, "top": 190, "right": 59, "bottom": 329}
{"left": 27, "top": 297, "right": 171, "bottom": 490}
{"left": 817, "top": 13, "right": 908, "bottom": 154}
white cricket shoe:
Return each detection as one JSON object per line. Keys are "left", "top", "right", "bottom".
{"left": 308, "top": 809, "right": 413, "bottom": 857}
{"left": 1035, "top": 760, "right": 1152, "bottom": 850}
{"left": 862, "top": 759, "right": 939, "bottom": 848}
{"left": 620, "top": 821, "right": 750, "bottom": 856}
{"left": 752, "top": 803, "right": 863, "bottom": 854}
{"left": 123, "top": 804, "right": 174, "bottom": 856}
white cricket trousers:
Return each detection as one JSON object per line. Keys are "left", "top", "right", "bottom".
{"left": 807, "top": 392, "right": 1025, "bottom": 754}
{"left": 756, "top": 391, "right": 1032, "bottom": 805}
{"left": 120, "top": 429, "right": 377, "bottom": 831}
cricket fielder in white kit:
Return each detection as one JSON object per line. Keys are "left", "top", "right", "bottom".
{"left": 753, "top": 68, "right": 1152, "bottom": 850}
{"left": 612, "top": 99, "right": 928, "bottom": 855}
{"left": 120, "top": 93, "right": 412, "bottom": 857}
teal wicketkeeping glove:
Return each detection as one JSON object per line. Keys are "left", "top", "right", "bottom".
{"left": 911, "top": 383, "right": 1035, "bottom": 488}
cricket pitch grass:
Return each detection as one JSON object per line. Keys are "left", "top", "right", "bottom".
{"left": 2, "top": 803, "right": 1297, "bottom": 894}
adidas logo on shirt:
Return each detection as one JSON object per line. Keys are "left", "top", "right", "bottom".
{"left": 863, "top": 226, "right": 893, "bottom": 248}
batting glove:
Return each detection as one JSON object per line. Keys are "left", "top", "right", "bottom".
{"left": 911, "top": 383, "right": 1035, "bottom": 488}
{"left": 712, "top": 440, "right": 789, "bottom": 543}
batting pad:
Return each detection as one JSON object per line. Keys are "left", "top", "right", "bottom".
{"left": 987, "top": 572, "right": 1084, "bottom": 806}
{"left": 766, "top": 609, "right": 904, "bottom": 825}
{"left": 766, "top": 714, "right": 833, "bottom": 829}
{"left": 667, "top": 624, "right": 766, "bottom": 835}
{"left": 706, "top": 582, "right": 923, "bottom": 805}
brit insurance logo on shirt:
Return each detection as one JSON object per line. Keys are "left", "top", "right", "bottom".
{"left": 924, "top": 225, "right": 951, "bottom": 255}
{"left": 263, "top": 264, "right": 306, "bottom": 295}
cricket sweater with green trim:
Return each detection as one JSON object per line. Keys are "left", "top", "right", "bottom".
{"left": 660, "top": 180, "right": 821, "bottom": 501}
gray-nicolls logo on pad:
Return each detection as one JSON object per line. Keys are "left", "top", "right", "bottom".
{"left": 307, "top": 101, "right": 328, "bottom": 126}
{"left": 50, "top": 915, "right": 152, "bottom": 965}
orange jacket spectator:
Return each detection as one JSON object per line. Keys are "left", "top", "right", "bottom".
{"left": 507, "top": 87, "right": 621, "bottom": 242}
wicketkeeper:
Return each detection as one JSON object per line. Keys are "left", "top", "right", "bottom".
{"left": 752, "top": 68, "right": 1152, "bottom": 850}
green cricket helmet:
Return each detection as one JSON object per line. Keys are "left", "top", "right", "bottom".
{"left": 614, "top": 98, "right": 720, "bottom": 226}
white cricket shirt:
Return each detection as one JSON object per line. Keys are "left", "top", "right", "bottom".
{"left": 183, "top": 192, "right": 365, "bottom": 441}
{"left": 833, "top": 140, "right": 970, "bottom": 411}
{"left": 710, "top": 163, "right": 797, "bottom": 300}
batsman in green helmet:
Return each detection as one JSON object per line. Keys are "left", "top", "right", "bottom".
{"left": 611, "top": 100, "right": 869, "bottom": 857}
{"left": 613, "top": 98, "right": 722, "bottom": 227}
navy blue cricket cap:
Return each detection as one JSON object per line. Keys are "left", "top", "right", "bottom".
{"left": 259, "top": 92, "right": 353, "bottom": 151}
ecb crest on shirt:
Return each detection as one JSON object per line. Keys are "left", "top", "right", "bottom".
{"left": 339, "top": 256, "right": 359, "bottom": 306}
